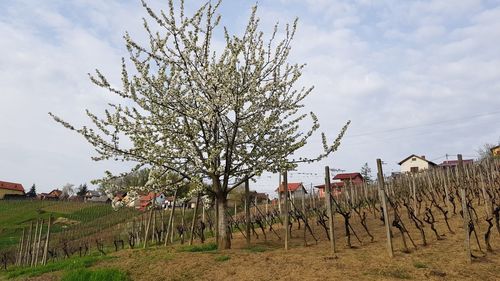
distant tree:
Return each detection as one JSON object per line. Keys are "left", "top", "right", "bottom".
{"left": 61, "top": 183, "right": 75, "bottom": 199}
{"left": 26, "top": 184, "right": 37, "bottom": 198}
{"left": 77, "top": 183, "right": 89, "bottom": 197}
{"left": 360, "top": 163, "right": 373, "bottom": 183}
{"left": 477, "top": 138, "right": 500, "bottom": 161}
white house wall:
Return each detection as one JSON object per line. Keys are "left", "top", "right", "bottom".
{"left": 400, "top": 157, "right": 430, "bottom": 173}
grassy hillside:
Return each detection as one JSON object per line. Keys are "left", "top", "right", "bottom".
{"left": 0, "top": 200, "right": 139, "bottom": 250}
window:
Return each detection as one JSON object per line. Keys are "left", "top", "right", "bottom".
{"left": 410, "top": 167, "right": 419, "bottom": 173}
{"left": 412, "top": 157, "right": 417, "bottom": 161}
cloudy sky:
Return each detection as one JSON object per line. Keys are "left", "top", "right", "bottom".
{"left": 1, "top": 0, "right": 499, "bottom": 195}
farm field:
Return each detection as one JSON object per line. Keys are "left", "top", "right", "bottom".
{"left": 1, "top": 203, "right": 498, "bottom": 281}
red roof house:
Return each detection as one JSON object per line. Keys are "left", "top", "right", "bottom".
{"left": 39, "top": 189, "right": 62, "bottom": 200}
{"left": 439, "top": 159, "right": 474, "bottom": 168}
{"left": 333, "top": 173, "right": 364, "bottom": 184}
{"left": 275, "top": 182, "right": 307, "bottom": 200}
{"left": 0, "top": 181, "right": 25, "bottom": 199}
{"left": 314, "top": 172, "right": 365, "bottom": 198}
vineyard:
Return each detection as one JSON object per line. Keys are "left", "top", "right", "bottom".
{"left": 0, "top": 156, "right": 499, "bottom": 280}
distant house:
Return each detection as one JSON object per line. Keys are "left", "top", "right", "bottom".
{"left": 164, "top": 196, "right": 184, "bottom": 209}
{"left": 333, "top": 173, "right": 364, "bottom": 184}
{"left": 0, "top": 181, "right": 25, "bottom": 199}
{"left": 85, "top": 190, "right": 101, "bottom": 201}
{"left": 314, "top": 182, "right": 344, "bottom": 198}
{"left": 439, "top": 159, "right": 474, "bottom": 169}
{"left": 88, "top": 195, "right": 111, "bottom": 204}
{"left": 275, "top": 182, "right": 307, "bottom": 200}
{"left": 38, "top": 189, "right": 62, "bottom": 200}
{"left": 399, "top": 154, "right": 437, "bottom": 173}
{"left": 491, "top": 145, "right": 500, "bottom": 158}
{"left": 315, "top": 172, "right": 365, "bottom": 198}
{"left": 250, "top": 192, "right": 269, "bottom": 204}
{"left": 187, "top": 197, "right": 198, "bottom": 209}
{"left": 139, "top": 192, "right": 165, "bottom": 210}
{"left": 122, "top": 193, "right": 140, "bottom": 208}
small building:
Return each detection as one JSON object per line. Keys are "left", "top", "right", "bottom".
{"left": 250, "top": 192, "right": 269, "bottom": 204}
{"left": 85, "top": 190, "right": 101, "bottom": 201}
{"left": 333, "top": 172, "right": 364, "bottom": 184}
{"left": 275, "top": 182, "right": 307, "bottom": 200}
{"left": 398, "top": 154, "right": 437, "bottom": 173}
{"left": 314, "top": 172, "right": 365, "bottom": 198}
{"left": 187, "top": 197, "right": 198, "bottom": 209}
{"left": 88, "top": 194, "right": 111, "bottom": 203}
{"left": 122, "top": 192, "right": 140, "bottom": 208}
{"left": 314, "top": 182, "right": 344, "bottom": 198}
{"left": 439, "top": 159, "right": 474, "bottom": 169}
{"left": 138, "top": 192, "right": 165, "bottom": 210}
{"left": 0, "top": 180, "right": 25, "bottom": 199}
{"left": 491, "top": 145, "right": 500, "bottom": 158}
{"left": 38, "top": 189, "right": 62, "bottom": 200}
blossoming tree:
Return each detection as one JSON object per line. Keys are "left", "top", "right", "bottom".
{"left": 50, "top": 0, "right": 350, "bottom": 249}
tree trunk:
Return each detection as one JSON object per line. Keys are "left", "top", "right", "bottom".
{"left": 216, "top": 193, "right": 231, "bottom": 249}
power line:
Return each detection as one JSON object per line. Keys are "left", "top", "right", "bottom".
{"left": 345, "top": 110, "right": 500, "bottom": 139}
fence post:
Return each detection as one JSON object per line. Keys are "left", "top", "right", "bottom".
{"left": 42, "top": 216, "right": 52, "bottom": 265}
{"left": 458, "top": 154, "right": 472, "bottom": 263}
{"left": 189, "top": 193, "right": 200, "bottom": 246}
{"left": 283, "top": 171, "right": 290, "bottom": 250}
{"left": 278, "top": 173, "right": 282, "bottom": 215}
{"left": 324, "top": 166, "right": 336, "bottom": 255}
{"left": 245, "top": 178, "right": 251, "bottom": 247}
{"left": 376, "top": 159, "right": 393, "bottom": 258}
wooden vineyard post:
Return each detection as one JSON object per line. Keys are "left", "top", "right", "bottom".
{"left": 42, "top": 216, "right": 52, "bottom": 265}
{"left": 265, "top": 194, "right": 269, "bottom": 214}
{"left": 458, "top": 154, "right": 472, "bottom": 263}
{"left": 24, "top": 221, "right": 33, "bottom": 266}
{"left": 16, "top": 228, "right": 25, "bottom": 266}
{"left": 376, "top": 159, "right": 393, "bottom": 258}
{"left": 324, "top": 166, "right": 336, "bottom": 255}
{"left": 215, "top": 197, "right": 219, "bottom": 244}
{"left": 35, "top": 219, "right": 43, "bottom": 266}
{"left": 283, "top": 171, "right": 290, "bottom": 250}
{"left": 278, "top": 173, "right": 282, "bottom": 215}
{"left": 165, "top": 188, "right": 178, "bottom": 246}
{"left": 143, "top": 208, "right": 153, "bottom": 249}
{"left": 245, "top": 178, "right": 251, "bottom": 246}
{"left": 31, "top": 219, "right": 40, "bottom": 267}
{"left": 301, "top": 190, "right": 307, "bottom": 247}
{"left": 189, "top": 193, "right": 201, "bottom": 246}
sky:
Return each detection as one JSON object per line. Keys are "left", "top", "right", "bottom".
{"left": 1, "top": 0, "right": 499, "bottom": 195}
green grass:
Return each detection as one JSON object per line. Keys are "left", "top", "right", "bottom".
{"left": 4, "top": 254, "right": 112, "bottom": 279}
{"left": 380, "top": 267, "right": 412, "bottom": 279}
{"left": 413, "top": 261, "right": 428, "bottom": 269}
{"left": 61, "top": 268, "right": 130, "bottom": 281}
{"left": 245, "top": 245, "right": 267, "bottom": 253}
{"left": 214, "top": 255, "right": 230, "bottom": 262}
{"left": 178, "top": 242, "right": 217, "bottom": 252}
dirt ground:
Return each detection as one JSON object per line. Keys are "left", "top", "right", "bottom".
{"left": 13, "top": 209, "right": 500, "bottom": 281}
